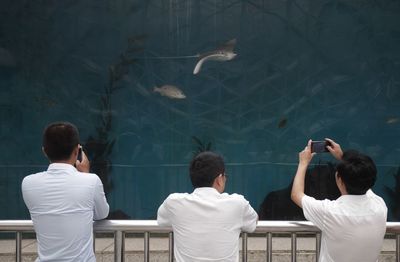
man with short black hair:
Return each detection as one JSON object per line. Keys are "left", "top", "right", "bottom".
{"left": 291, "top": 138, "right": 387, "bottom": 262}
{"left": 22, "top": 122, "right": 109, "bottom": 262}
{"left": 157, "top": 151, "right": 258, "bottom": 262}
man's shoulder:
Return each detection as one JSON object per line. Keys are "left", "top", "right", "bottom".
{"left": 221, "top": 192, "right": 250, "bottom": 204}
{"left": 164, "top": 192, "right": 190, "bottom": 201}
{"left": 22, "top": 172, "right": 45, "bottom": 184}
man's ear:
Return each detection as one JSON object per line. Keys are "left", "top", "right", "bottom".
{"left": 72, "top": 144, "right": 80, "bottom": 157}
{"left": 42, "top": 147, "right": 48, "bottom": 158}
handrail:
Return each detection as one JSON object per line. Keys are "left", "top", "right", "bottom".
{"left": 2, "top": 220, "right": 400, "bottom": 232}
{"left": 1, "top": 220, "right": 400, "bottom": 262}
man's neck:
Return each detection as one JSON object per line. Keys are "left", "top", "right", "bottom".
{"left": 50, "top": 159, "right": 75, "bottom": 166}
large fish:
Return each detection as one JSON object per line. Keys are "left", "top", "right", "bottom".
{"left": 153, "top": 85, "right": 186, "bottom": 99}
{"left": 193, "top": 38, "right": 237, "bottom": 74}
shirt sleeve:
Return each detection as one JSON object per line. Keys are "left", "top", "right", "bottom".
{"left": 241, "top": 199, "right": 258, "bottom": 233}
{"left": 301, "top": 195, "right": 328, "bottom": 230}
{"left": 157, "top": 197, "right": 172, "bottom": 226}
{"left": 93, "top": 176, "right": 109, "bottom": 220}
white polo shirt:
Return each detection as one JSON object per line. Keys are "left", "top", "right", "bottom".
{"left": 302, "top": 190, "right": 387, "bottom": 262}
{"left": 157, "top": 187, "right": 258, "bottom": 262}
{"left": 22, "top": 163, "right": 109, "bottom": 262}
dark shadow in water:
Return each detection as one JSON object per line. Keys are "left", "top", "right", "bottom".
{"left": 259, "top": 162, "right": 340, "bottom": 220}
{"left": 385, "top": 167, "right": 400, "bottom": 221}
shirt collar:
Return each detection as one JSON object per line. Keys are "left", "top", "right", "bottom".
{"left": 47, "top": 163, "right": 77, "bottom": 172}
{"left": 193, "top": 187, "right": 220, "bottom": 195}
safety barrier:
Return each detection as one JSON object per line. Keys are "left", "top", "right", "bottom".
{"left": 1, "top": 220, "right": 400, "bottom": 262}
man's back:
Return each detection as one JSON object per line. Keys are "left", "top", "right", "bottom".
{"left": 22, "top": 163, "right": 109, "bottom": 262}
{"left": 302, "top": 190, "right": 387, "bottom": 262}
{"left": 157, "top": 187, "right": 258, "bottom": 262}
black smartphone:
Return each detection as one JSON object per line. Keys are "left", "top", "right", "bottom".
{"left": 311, "top": 141, "right": 329, "bottom": 153}
{"left": 77, "top": 146, "right": 83, "bottom": 162}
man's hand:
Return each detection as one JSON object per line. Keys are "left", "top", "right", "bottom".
{"left": 325, "top": 138, "right": 343, "bottom": 160}
{"left": 299, "top": 140, "right": 315, "bottom": 166}
{"left": 75, "top": 149, "right": 90, "bottom": 173}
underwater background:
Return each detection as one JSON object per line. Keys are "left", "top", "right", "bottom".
{"left": 0, "top": 0, "right": 400, "bottom": 220}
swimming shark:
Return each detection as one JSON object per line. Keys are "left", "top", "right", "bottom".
{"left": 193, "top": 38, "right": 237, "bottom": 75}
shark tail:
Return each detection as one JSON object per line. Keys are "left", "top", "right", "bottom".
{"left": 193, "top": 59, "right": 205, "bottom": 75}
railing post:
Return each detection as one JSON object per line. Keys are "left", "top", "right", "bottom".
{"left": 114, "top": 231, "right": 124, "bottom": 262}
{"left": 397, "top": 234, "right": 400, "bottom": 262}
{"left": 266, "top": 232, "right": 272, "bottom": 262}
{"left": 168, "top": 232, "right": 174, "bottom": 262}
{"left": 291, "top": 233, "right": 297, "bottom": 262}
{"left": 93, "top": 232, "right": 96, "bottom": 254}
{"left": 144, "top": 232, "right": 150, "bottom": 262}
{"left": 16, "top": 231, "right": 22, "bottom": 262}
{"left": 316, "top": 233, "right": 321, "bottom": 262}
{"left": 242, "top": 232, "right": 248, "bottom": 262}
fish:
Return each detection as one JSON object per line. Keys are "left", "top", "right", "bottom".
{"left": 387, "top": 118, "right": 400, "bottom": 124}
{"left": 193, "top": 38, "right": 237, "bottom": 74}
{"left": 153, "top": 85, "right": 186, "bottom": 99}
{"left": 278, "top": 118, "right": 287, "bottom": 128}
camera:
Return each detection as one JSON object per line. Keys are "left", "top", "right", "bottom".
{"left": 311, "top": 140, "right": 330, "bottom": 153}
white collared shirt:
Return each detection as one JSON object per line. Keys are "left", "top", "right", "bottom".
{"left": 22, "top": 163, "right": 109, "bottom": 262}
{"left": 302, "top": 189, "right": 387, "bottom": 262}
{"left": 157, "top": 187, "right": 258, "bottom": 262}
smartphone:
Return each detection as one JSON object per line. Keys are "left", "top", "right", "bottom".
{"left": 77, "top": 146, "right": 83, "bottom": 162}
{"left": 311, "top": 141, "right": 329, "bottom": 153}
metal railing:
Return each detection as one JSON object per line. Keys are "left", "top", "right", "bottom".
{"left": 1, "top": 220, "right": 400, "bottom": 262}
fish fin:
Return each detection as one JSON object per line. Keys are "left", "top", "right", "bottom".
{"left": 193, "top": 58, "right": 206, "bottom": 74}
{"left": 218, "top": 38, "right": 236, "bottom": 52}
{"left": 153, "top": 86, "right": 159, "bottom": 92}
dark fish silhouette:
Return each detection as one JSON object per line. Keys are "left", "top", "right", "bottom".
{"left": 193, "top": 39, "right": 237, "bottom": 74}
{"left": 278, "top": 118, "right": 288, "bottom": 128}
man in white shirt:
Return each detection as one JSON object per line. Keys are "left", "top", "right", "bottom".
{"left": 22, "top": 122, "right": 109, "bottom": 262}
{"left": 291, "top": 138, "right": 387, "bottom": 262}
{"left": 157, "top": 151, "right": 258, "bottom": 262}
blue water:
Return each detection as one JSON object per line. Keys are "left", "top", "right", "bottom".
{"left": 0, "top": 0, "right": 400, "bottom": 220}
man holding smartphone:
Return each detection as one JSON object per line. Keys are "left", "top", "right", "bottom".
{"left": 22, "top": 122, "right": 109, "bottom": 262}
{"left": 291, "top": 138, "right": 387, "bottom": 262}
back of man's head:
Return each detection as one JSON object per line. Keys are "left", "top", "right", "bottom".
{"left": 190, "top": 151, "right": 225, "bottom": 188}
{"left": 42, "top": 122, "right": 79, "bottom": 162}
{"left": 336, "top": 150, "right": 377, "bottom": 195}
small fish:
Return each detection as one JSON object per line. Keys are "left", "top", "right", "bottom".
{"left": 278, "top": 118, "right": 287, "bottom": 128}
{"left": 153, "top": 85, "right": 186, "bottom": 99}
{"left": 193, "top": 38, "right": 237, "bottom": 74}
{"left": 387, "top": 118, "right": 400, "bottom": 124}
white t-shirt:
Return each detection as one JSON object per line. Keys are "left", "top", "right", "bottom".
{"left": 302, "top": 190, "right": 387, "bottom": 262}
{"left": 22, "top": 163, "right": 109, "bottom": 262}
{"left": 157, "top": 187, "right": 258, "bottom": 262}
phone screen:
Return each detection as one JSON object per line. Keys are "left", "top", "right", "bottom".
{"left": 311, "top": 141, "right": 328, "bottom": 153}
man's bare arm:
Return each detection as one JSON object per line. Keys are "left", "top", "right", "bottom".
{"left": 291, "top": 140, "right": 315, "bottom": 208}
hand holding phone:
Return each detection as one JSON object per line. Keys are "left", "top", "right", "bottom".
{"left": 75, "top": 146, "right": 90, "bottom": 173}
{"left": 77, "top": 146, "right": 83, "bottom": 162}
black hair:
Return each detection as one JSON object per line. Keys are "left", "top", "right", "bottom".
{"left": 189, "top": 151, "right": 225, "bottom": 188}
{"left": 42, "top": 122, "right": 80, "bottom": 162}
{"left": 336, "top": 150, "right": 377, "bottom": 195}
